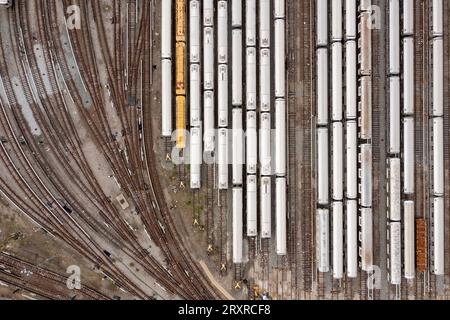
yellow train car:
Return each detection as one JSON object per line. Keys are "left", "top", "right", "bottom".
{"left": 176, "top": 96, "right": 186, "bottom": 149}
{"left": 175, "top": 0, "right": 186, "bottom": 43}
{"left": 175, "top": 42, "right": 186, "bottom": 96}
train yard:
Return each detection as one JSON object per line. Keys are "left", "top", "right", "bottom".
{"left": 0, "top": 0, "right": 449, "bottom": 301}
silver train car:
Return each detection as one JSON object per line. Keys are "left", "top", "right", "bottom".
{"left": 332, "top": 201, "right": 344, "bottom": 279}
{"left": 217, "top": 1, "right": 228, "bottom": 64}
{"left": 317, "top": 208, "right": 330, "bottom": 273}
{"left": 317, "top": 127, "right": 329, "bottom": 205}
{"left": 246, "top": 47, "right": 257, "bottom": 110}
{"left": 233, "top": 188, "right": 243, "bottom": 264}
{"left": 246, "top": 111, "right": 258, "bottom": 174}
{"left": 332, "top": 122, "right": 344, "bottom": 201}
{"left": 246, "top": 0, "right": 256, "bottom": 46}
{"left": 189, "top": 1, "right": 200, "bottom": 63}
{"left": 346, "top": 199, "right": 358, "bottom": 278}
{"left": 190, "top": 127, "right": 202, "bottom": 189}
{"left": 261, "top": 177, "right": 272, "bottom": 238}
{"left": 232, "top": 29, "right": 243, "bottom": 106}
{"left": 247, "top": 175, "right": 258, "bottom": 237}
{"left": 232, "top": 109, "right": 244, "bottom": 185}
{"left": 276, "top": 177, "right": 287, "bottom": 256}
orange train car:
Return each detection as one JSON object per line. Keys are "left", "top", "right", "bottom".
{"left": 416, "top": 218, "right": 427, "bottom": 272}
{"left": 176, "top": 96, "right": 186, "bottom": 149}
{"left": 175, "top": 0, "right": 186, "bottom": 42}
{"left": 175, "top": 42, "right": 186, "bottom": 96}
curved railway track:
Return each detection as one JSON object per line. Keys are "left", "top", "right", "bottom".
{"left": 0, "top": 253, "right": 110, "bottom": 300}
{"left": 0, "top": 0, "right": 221, "bottom": 300}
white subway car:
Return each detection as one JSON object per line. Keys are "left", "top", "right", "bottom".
{"left": 276, "top": 177, "right": 287, "bottom": 256}
{"left": 403, "top": 37, "right": 414, "bottom": 115}
{"left": 190, "top": 64, "right": 201, "bottom": 127}
{"left": 247, "top": 175, "right": 258, "bottom": 237}
{"left": 346, "top": 120, "right": 358, "bottom": 199}
{"left": 345, "top": 40, "right": 357, "bottom": 119}
{"left": 246, "top": 0, "right": 256, "bottom": 46}
{"left": 346, "top": 199, "right": 358, "bottom": 278}
{"left": 389, "top": 158, "right": 401, "bottom": 222}
{"left": 190, "top": 127, "right": 202, "bottom": 189}
{"left": 433, "top": 197, "right": 444, "bottom": 275}
{"left": 317, "top": 127, "right": 329, "bottom": 205}
{"left": 358, "top": 12, "right": 372, "bottom": 76}
{"left": 359, "top": 143, "right": 372, "bottom": 208}
{"left": 316, "top": 0, "right": 328, "bottom": 46}
{"left": 260, "top": 0, "right": 271, "bottom": 47}
{"left": 359, "top": 0, "right": 372, "bottom": 12}
{"left": 274, "top": 19, "right": 286, "bottom": 99}
{"left": 203, "top": 27, "right": 215, "bottom": 90}
{"left": 246, "top": 47, "right": 257, "bottom": 110}
{"left": 432, "top": 0, "right": 443, "bottom": 37}
{"left": 360, "top": 207, "right": 373, "bottom": 272}
{"left": 161, "top": 59, "right": 172, "bottom": 137}
{"left": 274, "top": 0, "right": 285, "bottom": 19}
{"left": 232, "top": 0, "right": 243, "bottom": 27}
{"left": 433, "top": 117, "right": 444, "bottom": 196}
{"left": 432, "top": 38, "right": 444, "bottom": 117}
{"left": 389, "top": 221, "right": 401, "bottom": 285}
{"left": 359, "top": 76, "right": 372, "bottom": 140}
{"left": 331, "top": 0, "right": 343, "bottom": 42}
{"left": 218, "top": 1, "right": 228, "bottom": 64}
{"left": 161, "top": 0, "right": 172, "bottom": 59}
{"left": 189, "top": 1, "right": 200, "bottom": 63}
{"left": 233, "top": 188, "right": 243, "bottom": 264}
{"left": 389, "top": 0, "right": 400, "bottom": 75}
{"left": 404, "top": 200, "right": 415, "bottom": 279}
{"left": 332, "top": 122, "right": 343, "bottom": 201}
{"left": 261, "top": 177, "right": 272, "bottom": 238}
{"left": 332, "top": 42, "right": 343, "bottom": 121}
{"left": 317, "top": 208, "right": 330, "bottom": 273}
{"left": 260, "top": 49, "right": 271, "bottom": 112}
{"left": 218, "top": 128, "right": 229, "bottom": 190}
{"left": 332, "top": 201, "right": 344, "bottom": 279}
{"left": 203, "top": 0, "right": 214, "bottom": 26}
{"left": 232, "top": 29, "right": 243, "bottom": 106}
{"left": 260, "top": 113, "right": 272, "bottom": 176}
{"left": 403, "top": 117, "right": 415, "bottom": 194}
{"left": 218, "top": 64, "right": 228, "bottom": 128}
{"left": 345, "top": 0, "right": 357, "bottom": 40}
{"left": 203, "top": 91, "right": 215, "bottom": 152}
{"left": 317, "top": 47, "right": 329, "bottom": 125}
{"left": 275, "top": 99, "right": 286, "bottom": 177}
{"left": 389, "top": 76, "right": 401, "bottom": 154}
{"left": 402, "top": 0, "right": 414, "bottom": 36}
{"left": 246, "top": 111, "right": 258, "bottom": 174}
{"left": 232, "top": 109, "right": 244, "bottom": 185}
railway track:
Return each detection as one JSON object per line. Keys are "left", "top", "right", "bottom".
{"left": 0, "top": 0, "right": 219, "bottom": 300}
{"left": 0, "top": 0, "right": 448, "bottom": 301}
{"left": 293, "top": 0, "right": 314, "bottom": 297}
{"left": 0, "top": 2, "right": 157, "bottom": 298}
{"left": 0, "top": 253, "right": 110, "bottom": 300}
{"left": 205, "top": 164, "right": 215, "bottom": 247}
{"left": 286, "top": 0, "right": 300, "bottom": 299}
{"left": 413, "top": 0, "right": 431, "bottom": 298}
{"left": 443, "top": 0, "right": 450, "bottom": 297}
{"left": 218, "top": 190, "right": 228, "bottom": 275}
{"left": 371, "top": 0, "right": 388, "bottom": 301}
